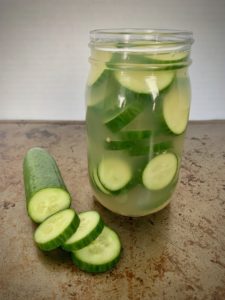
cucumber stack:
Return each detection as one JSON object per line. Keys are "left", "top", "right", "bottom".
{"left": 23, "top": 148, "right": 122, "bottom": 273}
{"left": 86, "top": 47, "right": 190, "bottom": 199}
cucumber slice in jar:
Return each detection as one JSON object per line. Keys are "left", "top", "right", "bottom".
{"left": 87, "top": 51, "right": 112, "bottom": 86}
{"left": 104, "top": 138, "right": 133, "bottom": 150}
{"left": 104, "top": 94, "right": 149, "bottom": 132}
{"left": 23, "top": 147, "right": 71, "bottom": 223}
{"left": 114, "top": 70, "right": 174, "bottom": 94}
{"left": 142, "top": 152, "right": 178, "bottom": 190}
{"left": 91, "top": 168, "right": 111, "bottom": 195}
{"left": 62, "top": 211, "right": 104, "bottom": 251}
{"left": 162, "top": 78, "right": 190, "bottom": 134}
{"left": 71, "top": 226, "right": 122, "bottom": 273}
{"left": 129, "top": 141, "right": 172, "bottom": 156}
{"left": 144, "top": 52, "right": 189, "bottom": 63}
{"left": 119, "top": 130, "right": 151, "bottom": 140}
{"left": 98, "top": 157, "right": 132, "bottom": 192}
{"left": 34, "top": 209, "right": 80, "bottom": 251}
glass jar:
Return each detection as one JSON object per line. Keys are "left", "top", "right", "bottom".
{"left": 86, "top": 29, "right": 194, "bottom": 217}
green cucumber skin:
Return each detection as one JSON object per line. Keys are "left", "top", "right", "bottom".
{"left": 89, "top": 69, "right": 111, "bottom": 88}
{"left": 23, "top": 148, "right": 71, "bottom": 205}
{"left": 71, "top": 250, "right": 122, "bottom": 273}
{"left": 119, "top": 130, "right": 151, "bottom": 140}
{"left": 107, "top": 53, "right": 189, "bottom": 70}
{"left": 104, "top": 140, "right": 134, "bottom": 150}
{"left": 129, "top": 141, "right": 173, "bottom": 156}
{"left": 89, "top": 167, "right": 112, "bottom": 195}
{"left": 62, "top": 216, "right": 104, "bottom": 251}
{"left": 104, "top": 93, "right": 150, "bottom": 132}
{"left": 35, "top": 212, "right": 80, "bottom": 251}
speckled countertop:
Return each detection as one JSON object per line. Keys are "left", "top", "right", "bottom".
{"left": 0, "top": 121, "right": 225, "bottom": 300}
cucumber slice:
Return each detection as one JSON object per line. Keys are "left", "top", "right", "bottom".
{"left": 114, "top": 70, "right": 174, "bottom": 94}
{"left": 120, "top": 130, "right": 151, "bottom": 140}
{"left": 144, "top": 52, "right": 188, "bottom": 63}
{"left": 86, "top": 71, "right": 110, "bottom": 107}
{"left": 62, "top": 211, "right": 104, "bottom": 251}
{"left": 23, "top": 147, "right": 71, "bottom": 223}
{"left": 98, "top": 157, "right": 132, "bottom": 192}
{"left": 28, "top": 188, "right": 71, "bottom": 224}
{"left": 162, "top": 79, "right": 190, "bottom": 134}
{"left": 34, "top": 209, "right": 80, "bottom": 251}
{"left": 104, "top": 138, "right": 133, "bottom": 150}
{"left": 129, "top": 141, "right": 172, "bottom": 156}
{"left": 92, "top": 168, "right": 111, "bottom": 195}
{"left": 87, "top": 51, "right": 112, "bottom": 86}
{"left": 104, "top": 94, "right": 149, "bottom": 132}
{"left": 142, "top": 152, "right": 178, "bottom": 190}
{"left": 71, "top": 226, "right": 122, "bottom": 273}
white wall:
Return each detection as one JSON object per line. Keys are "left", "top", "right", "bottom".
{"left": 0, "top": 0, "right": 225, "bottom": 120}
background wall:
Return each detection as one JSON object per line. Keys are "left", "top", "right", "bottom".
{"left": 0, "top": 0, "right": 225, "bottom": 121}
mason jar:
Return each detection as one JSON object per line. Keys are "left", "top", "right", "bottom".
{"left": 86, "top": 29, "right": 194, "bottom": 217}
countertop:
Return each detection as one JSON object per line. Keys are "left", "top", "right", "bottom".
{"left": 0, "top": 121, "right": 225, "bottom": 300}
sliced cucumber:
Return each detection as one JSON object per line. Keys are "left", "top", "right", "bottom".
{"left": 119, "top": 130, "right": 151, "bottom": 140}
{"left": 104, "top": 94, "right": 149, "bottom": 132}
{"left": 104, "top": 138, "right": 133, "bottom": 150}
{"left": 162, "top": 79, "right": 190, "bottom": 134}
{"left": 98, "top": 157, "right": 132, "bottom": 192}
{"left": 129, "top": 141, "right": 172, "bottom": 156}
{"left": 72, "top": 226, "right": 122, "bottom": 273}
{"left": 62, "top": 211, "right": 104, "bottom": 251}
{"left": 23, "top": 147, "right": 71, "bottom": 223}
{"left": 142, "top": 152, "right": 178, "bottom": 190}
{"left": 114, "top": 70, "right": 174, "bottom": 94}
{"left": 92, "top": 168, "right": 111, "bottom": 195}
{"left": 28, "top": 188, "right": 71, "bottom": 224}
{"left": 34, "top": 209, "right": 80, "bottom": 251}
{"left": 152, "top": 141, "right": 173, "bottom": 154}
{"left": 87, "top": 51, "right": 112, "bottom": 86}
{"left": 144, "top": 51, "right": 188, "bottom": 63}
{"left": 86, "top": 71, "right": 110, "bottom": 107}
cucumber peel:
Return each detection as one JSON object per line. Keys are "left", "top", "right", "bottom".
{"left": 23, "top": 147, "right": 71, "bottom": 223}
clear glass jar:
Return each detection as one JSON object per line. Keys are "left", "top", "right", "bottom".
{"left": 86, "top": 29, "right": 194, "bottom": 216}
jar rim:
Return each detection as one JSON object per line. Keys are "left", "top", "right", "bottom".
{"left": 90, "top": 28, "right": 194, "bottom": 45}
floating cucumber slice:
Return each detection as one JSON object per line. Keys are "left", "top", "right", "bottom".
{"left": 98, "top": 157, "right": 132, "bottom": 192}
{"left": 34, "top": 209, "right": 80, "bottom": 251}
{"left": 129, "top": 141, "right": 172, "bottom": 156}
{"left": 142, "top": 152, "right": 178, "bottom": 190}
{"left": 104, "top": 130, "right": 152, "bottom": 150}
{"left": 144, "top": 51, "right": 188, "bottom": 63}
{"left": 114, "top": 70, "right": 174, "bottom": 94}
{"left": 162, "top": 78, "right": 190, "bottom": 134}
{"left": 87, "top": 52, "right": 112, "bottom": 86}
{"left": 62, "top": 211, "right": 104, "bottom": 251}
{"left": 119, "top": 130, "right": 151, "bottom": 140}
{"left": 72, "top": 226, "right": 122, "bottom": 273}
{"left": 86, "top": 71, "right": 111, "bottom": 107}
{"left": 104, "top": 94, "right": 149, "bottom": 132}
{"left": 104, "top": 138, "right": 133, "bottom": 150}
{"left": 91, "top": 168, "right": 111, "bottom": 195}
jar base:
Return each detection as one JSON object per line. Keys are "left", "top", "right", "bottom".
{"left": 93, "top": 192, "right": 173, "bottom": 217}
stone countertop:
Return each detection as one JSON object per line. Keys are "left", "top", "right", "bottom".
{"left": 0, "top": 121, "right": 225, "bottom": 300}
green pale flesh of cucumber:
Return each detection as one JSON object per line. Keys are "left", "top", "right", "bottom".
{"left": 142, "top": 152, "right": 178, "bottom": 190}
{"left": 62, "top": 211, "right": 104, "bottom": 251}
{"left": 72, "top": 226, "right": 121, "bottom": 273}
{"left": 28, "top": 188, "right": 71, "bottom": 223}
{"left": 34, "top": 209, "right": 80, "bottom": 251}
